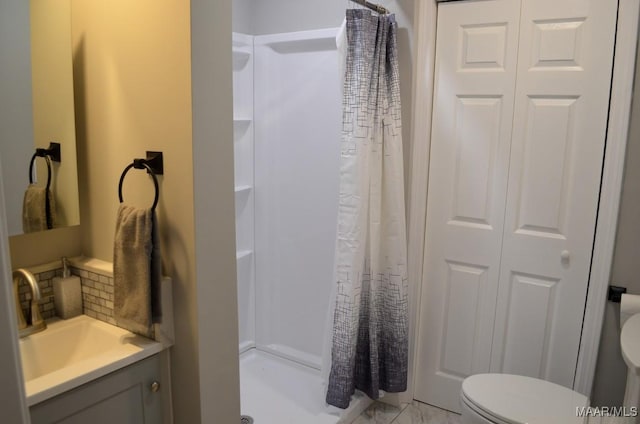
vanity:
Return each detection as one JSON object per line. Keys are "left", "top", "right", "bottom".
{"left": 30, "top": 353, "right": 168, "bottom": 424}
{"left": 16, "top": 259, "right": 175, "bottom": 424}
{"left": 12, "top": 258, "right": 176, "bottom": 424}
{"left": 25, "top": 316, "right": 170, "bottom": 423}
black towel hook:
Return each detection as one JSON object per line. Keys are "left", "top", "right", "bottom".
{"left": 118, "top": 152, "right": 163, "bottom": 211}
{"left": 35, "top": 142, "right": 61, "bottom": 163}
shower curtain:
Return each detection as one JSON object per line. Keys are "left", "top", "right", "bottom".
{"left": 325, "top": 9, "right": 408, "bottom": 409}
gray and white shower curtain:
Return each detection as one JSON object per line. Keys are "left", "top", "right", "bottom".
{"left": 326, "top": 9, "right": 408, "bottom": 409}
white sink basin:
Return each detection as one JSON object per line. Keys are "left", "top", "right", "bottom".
{"left": 20, "top": 315, "right": 162, "bottom": 406}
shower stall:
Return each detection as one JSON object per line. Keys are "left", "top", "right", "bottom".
{"left": 232, "top": 27, "right": 372, "bottom": 423}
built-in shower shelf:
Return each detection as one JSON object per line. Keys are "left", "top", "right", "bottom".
{"left": 236, "top": 250, "right": 253, "bottom": 261}
{"left": 233, "top": 50, "right": 251, "bottom": 70}
{"left": 238, "top": 340, "right": 255, "bottom": 355}
{"left": 234, "top": 118, "right": 252, "bottom": 138}
{"left": 235, "top": 185, "right": 253, "bottom": 195}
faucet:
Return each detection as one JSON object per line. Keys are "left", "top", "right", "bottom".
{"left": 13, "top": 269, "right": 47, "bottom": 338}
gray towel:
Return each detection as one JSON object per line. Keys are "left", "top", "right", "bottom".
{"left": 22, "top": 184, "right": 56, "bottom": 233}
{"left": 113, "top": 204, "right": 162, "bottom": 338}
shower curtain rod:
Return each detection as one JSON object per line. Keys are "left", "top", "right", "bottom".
{"left": 349, "top": 0, "right": 389, "bottom": 14}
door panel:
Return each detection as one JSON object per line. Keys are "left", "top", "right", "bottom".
{"left": 451, "top": 96, "right": 502, "bottom": 227}
{"left": 499, "top": 272, "right": 560, "bottom": 378}
{"left": 440, "top": 261, "right": 490, "bottom": 379}
{"left": 414, "top": 0, "right": 521, "bottom": 412}
{"left": 515, "top": 96, "right": 577, "bottom": 237}
{"left": 490, "top": 0, "right": 618, "bottom": 388}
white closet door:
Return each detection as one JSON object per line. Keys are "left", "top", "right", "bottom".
{"left": 489, "top": 0, "right": 617, "bottom": 386}
{"left": 413, "top": 0, "right": 521, "bottom": 412}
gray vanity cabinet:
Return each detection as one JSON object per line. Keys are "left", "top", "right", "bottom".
{"left": 30, "top": 353, "right": 171, "bottom": 424}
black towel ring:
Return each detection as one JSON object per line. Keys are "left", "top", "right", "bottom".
{"left": 118, "top": 159, "right": 160, "bottom": 211}
{"left": 29, "top": 153, "right": 52, "bottom": 191}
{"left": 28, "top": 152, "right": 53, "bottom": 229}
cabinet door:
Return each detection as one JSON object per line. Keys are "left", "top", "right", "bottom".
{"left": 490, "top": 0, "right": 617, "bottom": 386}
{"left": 413, "top": 0, "right": 521, "bottom": 413}
{"left": 30, "top": 354, "right": 168, "bottom": 424}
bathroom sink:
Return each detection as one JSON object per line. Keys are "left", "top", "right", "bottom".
{"left": 19, "top": 314, "right": 163, "bottom": 406}
{"left": 621, "top": 313, "right": 640, "bottom": 375}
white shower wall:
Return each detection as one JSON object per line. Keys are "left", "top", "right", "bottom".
{"left": 234, "top": 28, "right": 342, "bottom": 369}
{"left": 255, "top": 28, "right": 342, "bottom": 368}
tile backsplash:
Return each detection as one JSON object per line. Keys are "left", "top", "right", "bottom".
{"left": 18, "top": 258, "right": 118, "bottom": 330}
{"left": 72, "top": 268, "right": 116, "bottom": 326}
{"left": 16, "top": 256, "right": 171, "bottom": 346}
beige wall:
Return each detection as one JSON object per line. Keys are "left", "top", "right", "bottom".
{"left": 71, "top": 1, "right": 202, "bottom": 421}
{"left": 9, "top": 226, "right": 82, "bottom": 269}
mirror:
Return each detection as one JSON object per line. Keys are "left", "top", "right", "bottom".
{"left": 0, "top": 0, "right": 80, "bottom": 236}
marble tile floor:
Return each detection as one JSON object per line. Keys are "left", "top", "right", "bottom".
{"left": 354, "top": 400, "right": 461, "bottom": 424}
{"left": 353, "top": 402, "right": 634, "bottom": 424}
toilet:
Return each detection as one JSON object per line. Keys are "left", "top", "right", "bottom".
{"left": 460, "top": 308, "right": 640, "bottom": 423}
{"left": 459, "top": 373, "right": 588, "bottom": 424}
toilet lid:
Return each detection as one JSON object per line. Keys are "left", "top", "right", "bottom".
{"left": 461, "top": 374, "right": 588, "bottom": 424}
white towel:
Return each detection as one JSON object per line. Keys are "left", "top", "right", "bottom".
{"left": 113, "top": 204, "right": 162, "bottom": 338}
